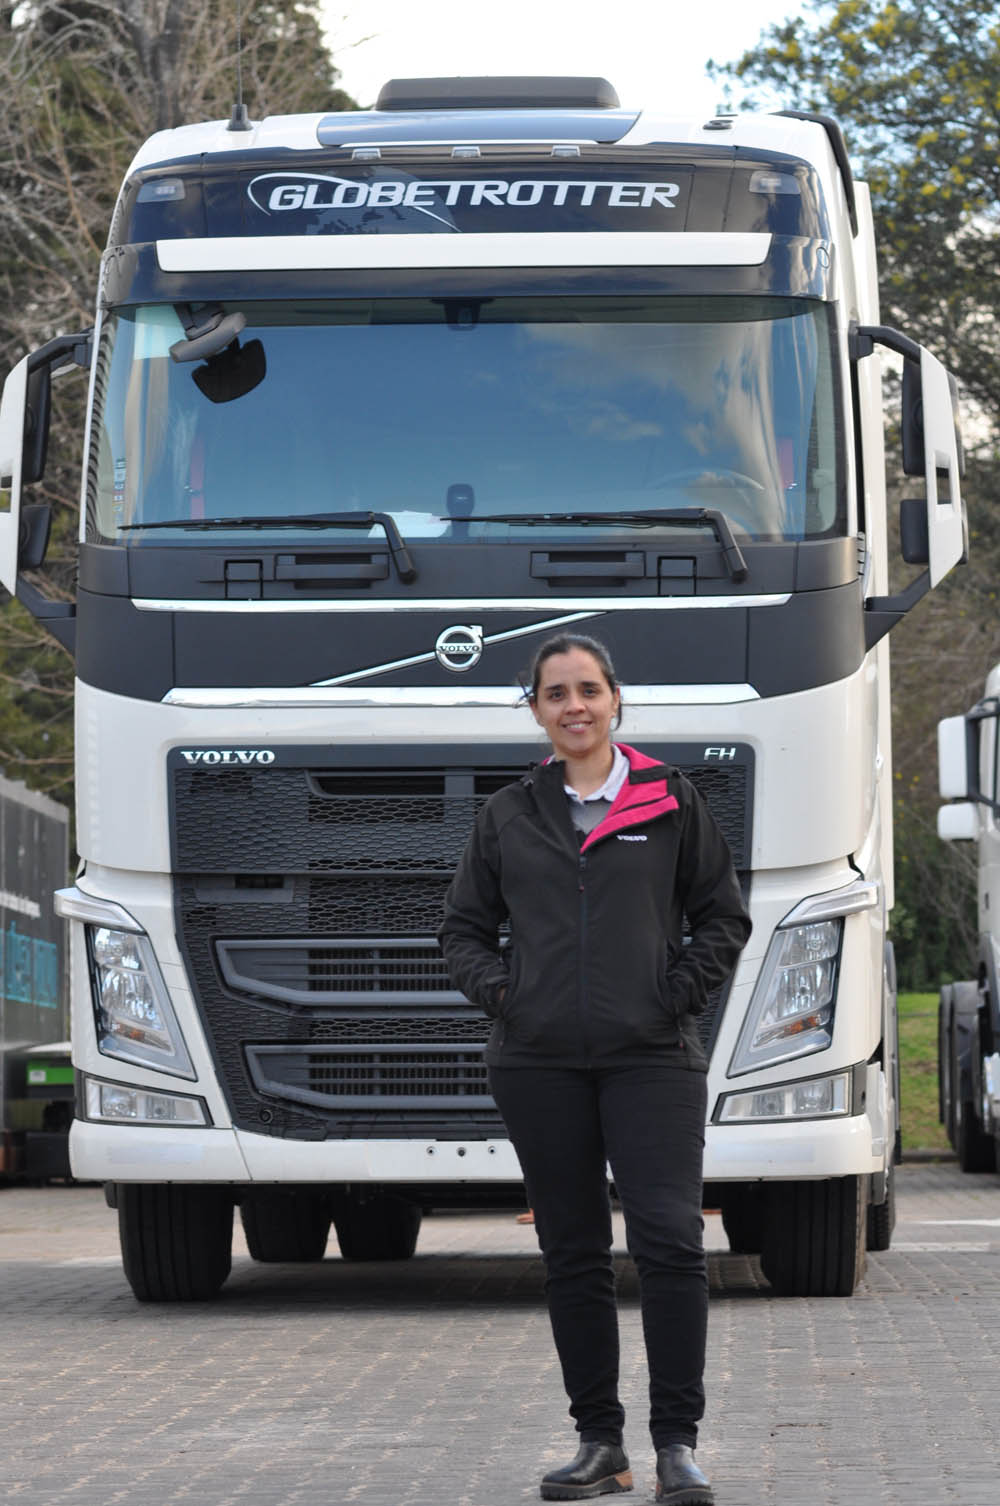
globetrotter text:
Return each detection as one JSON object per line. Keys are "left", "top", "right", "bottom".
{"left": 248, "top": 174, "right": 682, "bottom": 215}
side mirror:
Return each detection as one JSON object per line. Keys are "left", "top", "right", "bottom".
{"left": 938, "top": 803, "right": 978, "bottom": 841}
{"left": 854, "top": 326, "right": 966, "bottom": 595}
{"left": 938, "top": 714, "right": 970, "bottom": 798}
{"left": 901, "top": 360, "right": 924, "bottom": 477}
{"left": 0, "top": 330, "right": 90, "bottom": 595}
{"left": 0, "top": 353, "right": 30, "bottom": 595}
{"left": 902, "top": 360, "right": 966, "bottom": 483}
{"left": 24, "top": 365, "right": 52, "bottom": 486}
{"left": 18, "top": 502, "right": 52, "bottom": 570}
{"left": 916, "top": 348, "right": 966, "bottom": 587}
{"left": 899, "top": 496, "right": 929, "bottom": 564}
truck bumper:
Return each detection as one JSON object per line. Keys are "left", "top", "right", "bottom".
{"left": 70, "top": 1120, "right": 523, "bottom": 1183}
{"left": 704, "top": 1111, "right": 879, "bottom": 1182}
{"left": 70, "top": 1120, "right": 251, "bottom": 1181}
{"left": 73, "top": 1113, "right": 878, "bottom": 1187}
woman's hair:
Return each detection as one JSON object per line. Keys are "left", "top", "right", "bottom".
{"left": 523, "top": 633, "right": 623, "bottom": 728}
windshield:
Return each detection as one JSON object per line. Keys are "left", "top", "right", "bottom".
{"left": 87, "top": 295, "right": 844, "bottom": 544}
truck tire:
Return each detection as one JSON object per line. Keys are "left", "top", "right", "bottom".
{"left": 240, "top": 1191, "right": 331, "bottom": 1262}
{"left": 948, "top": 982, "right": 997, "bottom": 1172}
{"left": 719, "top": 1184, "right": 764, "bottom": 1254}
{"left": 331, "top": 1192, "right": 422, "bottom": 1261}
{"left": 938, "top": 985, "right": 954, "bottom": 1138}
{"left": 117, "top": 1184, "right": 233, "bottom": 1301}
{"left": 866, "top": 1161, "right": 896, "bottom": 1252}
{"left": 954, "top": 1094, "right": 997, "bottom": 1173}
{"left": 760, "top": 1175, "right": 868, "bottom": 1296}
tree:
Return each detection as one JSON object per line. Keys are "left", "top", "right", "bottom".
{"left": 713, "top": 0, "right": 1000, "bottom": 987}
{"left": 0, "top": 1, "right": 355, "bottom": 800}
{"left": 715, "top": 0, "right": 1000, "bottom": 425}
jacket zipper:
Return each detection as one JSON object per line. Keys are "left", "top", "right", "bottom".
{"left": 578, "top": 850, "right": 591, "bottom": 1063}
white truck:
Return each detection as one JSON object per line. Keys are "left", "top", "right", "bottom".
{"left": 0, "top": 76, "right": 966, "bottom": 1297}
{"left": 937, "top": 672, "right": 1000, "bottom": 1173}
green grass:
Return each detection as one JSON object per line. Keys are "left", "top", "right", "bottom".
{"left": 898, "top": 991, "right": 951, "bottom": 1153}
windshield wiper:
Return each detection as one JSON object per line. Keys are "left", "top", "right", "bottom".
{"left": 468, "top": 508, "right": 748, "bottom": 582}
{"left": 119, "top": 511, "right": 417, "bottom": 582}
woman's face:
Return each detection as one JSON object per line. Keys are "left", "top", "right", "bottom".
{"left": 531, "top": 648, "right": 620, "bottom": 763}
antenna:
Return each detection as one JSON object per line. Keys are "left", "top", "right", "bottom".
{"left": 227, "top": 0, "right": 252, "bottom": 132}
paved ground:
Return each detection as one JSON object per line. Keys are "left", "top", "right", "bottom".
{"left": 1, "top": 1163, "right": 999, "bottom": 1506}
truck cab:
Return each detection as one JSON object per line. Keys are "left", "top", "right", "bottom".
{"left": 0, "top": 77, "right": 966, "bottom": 1296}
{"left": 937, "top": 670, "right": 1000, "bottom": 1172}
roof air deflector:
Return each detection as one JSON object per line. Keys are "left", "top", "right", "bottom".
{"left": 774, "top": 109, "right": 858, "bottom": 236}
{"left": 375, "top": 76, "right": 620, "bottom": 111}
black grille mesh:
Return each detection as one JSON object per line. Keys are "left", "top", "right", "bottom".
{"left": 246, "top": 1046, "right": 494, "bottom": 1108}
{"left": 172, "top": 756, "right": 748, "bottom": 1139}
{"left": 173, "top": 768, "right": 505, "bottom": 873}
{"left": 216, "top": 938, "right": 456, "bottom": 1001}
{"left": 308, "top": 1015, "right": 492, "bottom": 1045}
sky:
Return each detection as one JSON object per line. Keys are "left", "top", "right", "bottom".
{"left": 322, "top": 1, "right": 802, "bottom": 116}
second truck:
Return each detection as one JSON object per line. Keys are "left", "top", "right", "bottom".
{"left": 937, "top": 670, "right": 1000, "bottom": 1174}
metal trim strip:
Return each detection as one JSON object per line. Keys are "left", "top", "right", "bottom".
{"left": 156, "top": 230, "right": 773, "bottom": 273}
{"left": 312, "top": 611, "right": 599, "bottom": 687}
{"left": 136, "top": 593, "right": 790, "bottom": 613}
{"left": 162, "top": 683, "right": 760, "bottom": 708}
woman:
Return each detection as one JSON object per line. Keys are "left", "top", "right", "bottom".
{"left": 438, "top": 634, "right": 751, "bottom": 1505}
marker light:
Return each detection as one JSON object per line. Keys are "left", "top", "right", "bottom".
{"left": 87, "top": 926, "right": 195, "bottom": 1078}
{"left": 749, "top": 169, "right": 801, "bottom": 195}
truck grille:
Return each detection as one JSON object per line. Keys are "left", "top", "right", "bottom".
{"left": 216, "top": 937, "right": 457, "bottom": 1003}
{"left": 170, "top": 743, "right": 751, "bottom": 1140}
{"left": 246, "top": 1044, "right": 494, "bottom": 1109}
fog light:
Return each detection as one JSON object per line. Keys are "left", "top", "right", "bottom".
{"left": 715, "top": 1070, "right": 851, "bottom": 1124}
{"left": 84, "top": 1077, "right": 208, "bottom": 1126}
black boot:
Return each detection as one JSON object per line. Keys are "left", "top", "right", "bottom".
{"left": 540, "top": 1442, "right": 634, "bottom": 1500}
{"left": 654, "top": 1444, "right": 713, "bottom": 1505}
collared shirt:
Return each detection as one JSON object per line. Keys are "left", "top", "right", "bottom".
{"left": 564, "top": 744, "right": 629, "bottom": 834}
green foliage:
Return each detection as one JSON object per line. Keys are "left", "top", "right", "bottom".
{"left": 714, "top": 0, "right": 1000, "bottom": 422}
{"left": 898, "top": 993, "right": 950, "bottom": 1151}
{"left": 713, "top": 2, "right": 1000, "bottom": 990}
{"left": 0, "top": 1, "right": 355, "bottom": 807}
{"left": 892, "top": 799, "right": 976, "bottom": 991}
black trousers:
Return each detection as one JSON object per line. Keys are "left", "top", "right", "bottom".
{"left": 489, "top": 1062, "right": 708, "bottom": 1451}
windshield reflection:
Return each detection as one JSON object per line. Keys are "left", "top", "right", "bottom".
{"left": 88, "top": 296, "right": 844, "bottom": 544}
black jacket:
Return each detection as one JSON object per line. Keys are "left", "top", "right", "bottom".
{"left": 438, "top": 743, "right": 752, "bottom": 1070}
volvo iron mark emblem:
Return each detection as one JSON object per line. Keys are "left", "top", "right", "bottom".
{"left": 435, "top": 624, "right": 484, "bottom": 672}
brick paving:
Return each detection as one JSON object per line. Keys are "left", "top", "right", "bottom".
{"left": 1, "top": 1163, "right": 999, "bottom": 1505}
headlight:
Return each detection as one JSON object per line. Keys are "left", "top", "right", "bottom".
{"left": 715, "top": 1068, "right": 853, "bottom": 1123}
{"left": 729, "top": 919, "right": 842, "bottom": 1075}
{"left": 84, "top": 1076, "right": 209, "bottom": 1125}
{"left": 87, "top": 926, "right": 195, "bottom": 1078}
